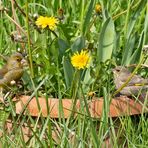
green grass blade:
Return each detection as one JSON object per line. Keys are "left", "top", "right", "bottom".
{"left": 126, "top": 0, "right": 146, "bottom": 39}
{"left": 82, "top": 0, "right": 95, "bottom": 35}
{"left": 129, "top": 31, "right": 144, "bottom": 64}
{"left": 121, "top": 34, "right": 136, "bottom": 65}
{"left": 144, "top": 2, "right": 148, "bottom": 44}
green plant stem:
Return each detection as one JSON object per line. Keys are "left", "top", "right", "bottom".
{"left": 88, "top": 14, "right": 97, "bottom": 32}
{"left": 80, "top": 85, "right": 99, "bottom": 147}
{"left": 0, "top": 54, "right": 7, "bottom": 61}
{"left": 57, "top": 59, "right": 65, "bottom": 121}
{"left": 80, "top": 0, "right": 85, "bottom": 35}
{"left": 26, "top": 1, "right": 34, "bottom": 78}
{"left": 67, "top": 70, "right": 80, "bottom": 125}
{"left": 50, "top": 30, "right": 58, "bottom": 38}
{"left": 70, "top": 70, "right": 80, "bottom": 98}
{"left": 124, "top": 0, "right": 131, "bottom": 38}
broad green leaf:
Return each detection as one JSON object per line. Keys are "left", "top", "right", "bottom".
{"left": 82, "top": 68, "right": 94, "bottom": 93}
{"left": 63, "top": 57, "right": 74, "bottom": 88}
{"left": 58, "top": 38, "right": 69, "bottom": 60}
{"left": 58, "top": 38, "right": 69, "bottom": 54}
{"left": 71, "top": 36, "right": 85, "bottom": 52}
{"left": 97, "top": 17, "right": 115, "bottom": 62}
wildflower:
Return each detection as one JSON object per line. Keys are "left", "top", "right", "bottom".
{"left": 35, "top": 16, "right": 59, "bottom": 31}
{"left": 95, "top": 4, "right": 102, "bottom": 14}
{"left": 71, "top": 50, "right": 91, "bottom": 70}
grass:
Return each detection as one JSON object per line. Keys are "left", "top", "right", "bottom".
{"left": 0, "top": 0, "right": 148, "bottom": 147}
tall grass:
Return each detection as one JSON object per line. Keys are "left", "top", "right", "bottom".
{"left": 0, "top": 0, "right": 148, "bottom": 147}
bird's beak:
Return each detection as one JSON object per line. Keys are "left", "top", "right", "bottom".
{"left": 21, "top": 59, "right": 28, "bottom": 66}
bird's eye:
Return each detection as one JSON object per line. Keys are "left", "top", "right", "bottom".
{"left": 115, "top": 68, "right": 120, "bottom": 72}
{"left": 16, "top": 58, "right": 21, "bottom": 62}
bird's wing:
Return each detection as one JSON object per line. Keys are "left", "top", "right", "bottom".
{"left": 0, "top": 65, "right": 8, "bottom": 79}
{"left": 120, "top": 85, "right": 148, "bottom": 96}
{"left": 129, "top": 75, "right": 148, "bottom": 85}
{"left": 3, "top": 68, "right": 23, "bottom": 82}
{"left": 118, "top": 72, "right": 148, "bottom": 86}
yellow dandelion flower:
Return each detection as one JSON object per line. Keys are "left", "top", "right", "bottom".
{"left": 71, "top": 50, "right": 91, "bottom": 70}
{"left": 95, "top": 4, "right": 102, "bottom": 14}
{"left": 35, "top": 16, "right": 59, "bottom": 31}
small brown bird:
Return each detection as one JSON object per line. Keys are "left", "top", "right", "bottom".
{"left": 113, "top": 66, "right": 148, "bottom": 96}
{"left": 0, "top": 52, "right": 25, "bottom": 94}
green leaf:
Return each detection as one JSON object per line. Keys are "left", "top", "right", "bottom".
{"left": 144, "top": 3, "right": 148, "bottom": 44}
{"left": 82, "top": 68, "right": 94, "bottom": 93}
{"left": 0, "top": 110, "right": 9, "bottom": 127}
{"left": 121, "top": 34, "right": 136, "bottom": 65}
{"left": 82, "top": 0, "right": 95, "bottom": 35}
{"left": 58, "top": 38, "right": 69, "bottom": 57}
{"left": 63, "top": 57, "right": 74, "bottom": 88}
{"left": 71, "top": 36, "right": 85, "bottom": 52}
{"left": 126, "top": 0, "right": 146, "bottom": 39}
{"left": 97, "top": 17, "right": 115, "bottom": 62}
{"left": 129, "top": 31, "right": 144, "bottom": 64}
{"left": 34, "top": 33, "right": 47, "bottom": 49}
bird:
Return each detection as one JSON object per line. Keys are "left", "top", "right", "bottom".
{"left": 112, "top": 66, "right": 148, "bottom": 96}
{"left": 0, "top": 52, "right": 25, "bottom": 98}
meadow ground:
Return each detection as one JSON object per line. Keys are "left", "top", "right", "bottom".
{"left": 0, "top": 0, "right": 148, "bottom": 147}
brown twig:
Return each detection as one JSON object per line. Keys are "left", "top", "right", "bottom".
{"left": 0, "top": 54, "right": 8, "bottom": 61}
{"left": 10, "top": 0, "right": 25, "bottom": 50}
{"left": 4, "top": 12, "right": 27, "bottom": 38}
{"left": 127, "top": 64, "right": 148, "bottom": 68}
{"left": 13, "top": 0, "right": 31, "bottom": 22}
